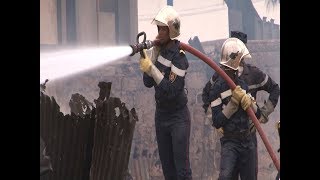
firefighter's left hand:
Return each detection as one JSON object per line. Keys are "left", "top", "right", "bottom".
{"left": 259, "top": 100, "right": 275, "bottom": 123}
{"left": 139, "top": 49, "right": 152, "bottom": 73}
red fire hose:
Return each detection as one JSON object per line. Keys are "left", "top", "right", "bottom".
{"left": 179, "top": 42, "right": 280, "bottom": 172}
{"left": 129, "top": 33, "right": 280, "bottom": 171}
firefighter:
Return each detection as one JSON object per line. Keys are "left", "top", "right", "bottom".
{"left": 202, "top": 31, "right": 280, "bottom": 124}
{"left": 209, "top": 37, "right": 260, "bottom": 180}
{"left": 139, "top": 6, "right": 192, "bottom": 180}
{"left": 275, "top": 120, "right": 280, "bottom": 180}
{"left": 40, "top": 137, "right": 53, "bottom": 176}
{"left": 202, "top": 31, "right": 280, "bottom": 178}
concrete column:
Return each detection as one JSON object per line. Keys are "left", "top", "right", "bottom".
{"left": 254, "top": 17, "right": 263, "bottom": 40}
{"left": 60, "top": 0, "right": 67, "bottom": 44}
{"left": 262, "top": 17, "right": 267, "bottom": 40}
{"left": 98, "top": 12, "right": 116, "bottom": 45}
{"left": 75, "top": 0, "right": 98, "bottom": 45}
{"left": 117, "top": 0, "right": 138, "bottom": 45}
{"left": 270, "top": 18, "right": 277, "bottom": 39}
{"left": 129, "top": 0, "right": 138, "bottom": 45}
{"left": 40, "top": 0, "right": 58, "bottom": 44}
{"left": 274, "top": 24, "right": 280, "bottom": 39}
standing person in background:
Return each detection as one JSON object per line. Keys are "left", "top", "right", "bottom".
{"left": 202, "top": 31, "right": 280, "bottom": 179}
{"left": 209, "top": 37, "right": 260, "bottom": 180}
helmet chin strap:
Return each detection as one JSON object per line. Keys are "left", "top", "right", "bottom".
{"left": 237, "top": 65, "right": 244, "bottom": 77}
{"left": 222, "top": 66, "right": 237, "bottom": 80}
{"left": 160, "top": 39, "right": 173, "bottom": 49}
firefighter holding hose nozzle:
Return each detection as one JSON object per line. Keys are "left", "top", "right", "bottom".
{"left": 138, "top": 5, "right": 192, "bottom": 180}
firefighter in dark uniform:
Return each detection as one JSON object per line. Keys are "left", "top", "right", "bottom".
{"left": 209, "top": 37, "right": 261, "bottom": 180}
{"left": 203, "top": 31, "right": 280, "bottom": 123}
{"left": 139, "top": 6, "right": 192, "bottom": 180}
{"left": 202, "top": 31, "right": 280, "bottom": 179}
{"left": 275, "top": 120, "right": 280, "bottom": 180}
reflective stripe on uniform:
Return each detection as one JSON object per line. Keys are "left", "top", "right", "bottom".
{"left": 211, "top": 98, "right": 222, "bottom": 107}
{"left": 209, "top": 77, "right": 214, "bottom": 84}
{"left": 157, "top": 56, "right": 172, "bottom": 67}
{"left": 248, "top": 74, "right": 269, "bottom": 90}
{"left": 171, "top": 64, "right": 186, "bottom": 77}
{"left": 220, "top": 89, "right": 232, "bottom": 99}
{"left": 220, "top": 89, "right": 246, "bottom": 100}
{"left": 211, "top": 88, "right": 248, "bottom": 108}
{"left": 237, "top": 66, "right": 244, "bottom": 77}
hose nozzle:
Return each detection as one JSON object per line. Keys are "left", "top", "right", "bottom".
{"left": 129, "top": 40, "right": 154, "bottom": 57}
{"left": 129, "top": 31, "right": 160, "bottom": 58}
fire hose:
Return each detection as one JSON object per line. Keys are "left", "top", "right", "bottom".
{"left": 129, "top": 32, "right": 280, "bottom": 172}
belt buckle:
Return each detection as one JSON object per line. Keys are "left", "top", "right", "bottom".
{"left": 240, "top": 129, "right": 249, "bottom": 138}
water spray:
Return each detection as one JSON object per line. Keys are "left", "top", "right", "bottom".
{"left": 129, "top": 32, "right": 280, "bottom": 172}
{"left": 40, "top": 31, "right": 157, "bottom": 84}
{"left": 40, "top": 46, "right": 132, "bottom": 84}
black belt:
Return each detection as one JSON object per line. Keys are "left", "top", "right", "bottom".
{"left": 156, "top": 100, "right": 186, "bottom": 111}
{"left": 223, "top": 129, "right": 251, "bottom": 139}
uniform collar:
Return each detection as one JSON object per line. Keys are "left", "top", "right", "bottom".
{"left": 161, "top": 40, "right": 180, "bottom": 54}
{"left": 239, "top": 63, "right": 250, "bottom": 77}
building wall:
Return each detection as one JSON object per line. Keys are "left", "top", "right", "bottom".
{"left": 98, "top": 12, "right": 116, "bottom": 46}
{"left": 45, "top": 39, "right": 280, "bottom": 180}
{"left": 228, "top": 9, "right": 243, "bottom": 33}
{"left": 226, "top": 0, "right": 280, "bottom": 40}
{"left": 138, "top": 0, "right": 229, "bottom": 43}
{"left": 40, "top": 0, "right": 137, "bottom": 47}
{"left": 40, "top": 0, "right": 278, "bottom": 47}
{"left": 254, "top": 17, "right": 263, "bottom": 40}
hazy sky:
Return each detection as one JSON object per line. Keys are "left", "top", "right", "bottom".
{"left": 138, "top": 0, "right": 280, "bottom": 42}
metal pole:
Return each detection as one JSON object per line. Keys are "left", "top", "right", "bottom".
{"left": 96, "top": 0, "right": 100, "bottom": 45}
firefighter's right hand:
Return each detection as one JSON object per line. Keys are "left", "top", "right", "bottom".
{"left": 240, "top": 94, "right": 253, "bottom": 110}
{"left": 232, "top": 86, "right": 246, "bottom": 103}
{"left": 139, "top": 49, "right": 152, "bottom": 73}
{"left": 140, "top": 49, "right": 164, "bottom": 85}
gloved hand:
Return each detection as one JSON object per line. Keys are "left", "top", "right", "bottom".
{"left": 232, "top": 86, "right": 246, "bottom": 104}
{"left": 240, "top": 93, "right": 253, "bottom": 110}
{"left": 217, "top": 127, "right": 224, "bottom": 134}
{"left": 139, "top": 49, "right": 153, "bottom": 74}
{"left": 259, "top": 100, "right": 275, "bottom": 123}
{"left": 139, "top": 49, "right": 164, "bottom": 85}
{"left": 249, "top": 121, "right": 256, "bottom": 133}
{"left": 222, "top": 96, "right": 239, "bottom": 119}
{"left": 204, "top": 108, "right": 212, "bottom": 125}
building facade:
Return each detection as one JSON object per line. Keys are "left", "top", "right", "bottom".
{"left": 40, "top": 0, "right": 138, "bottom": 47}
